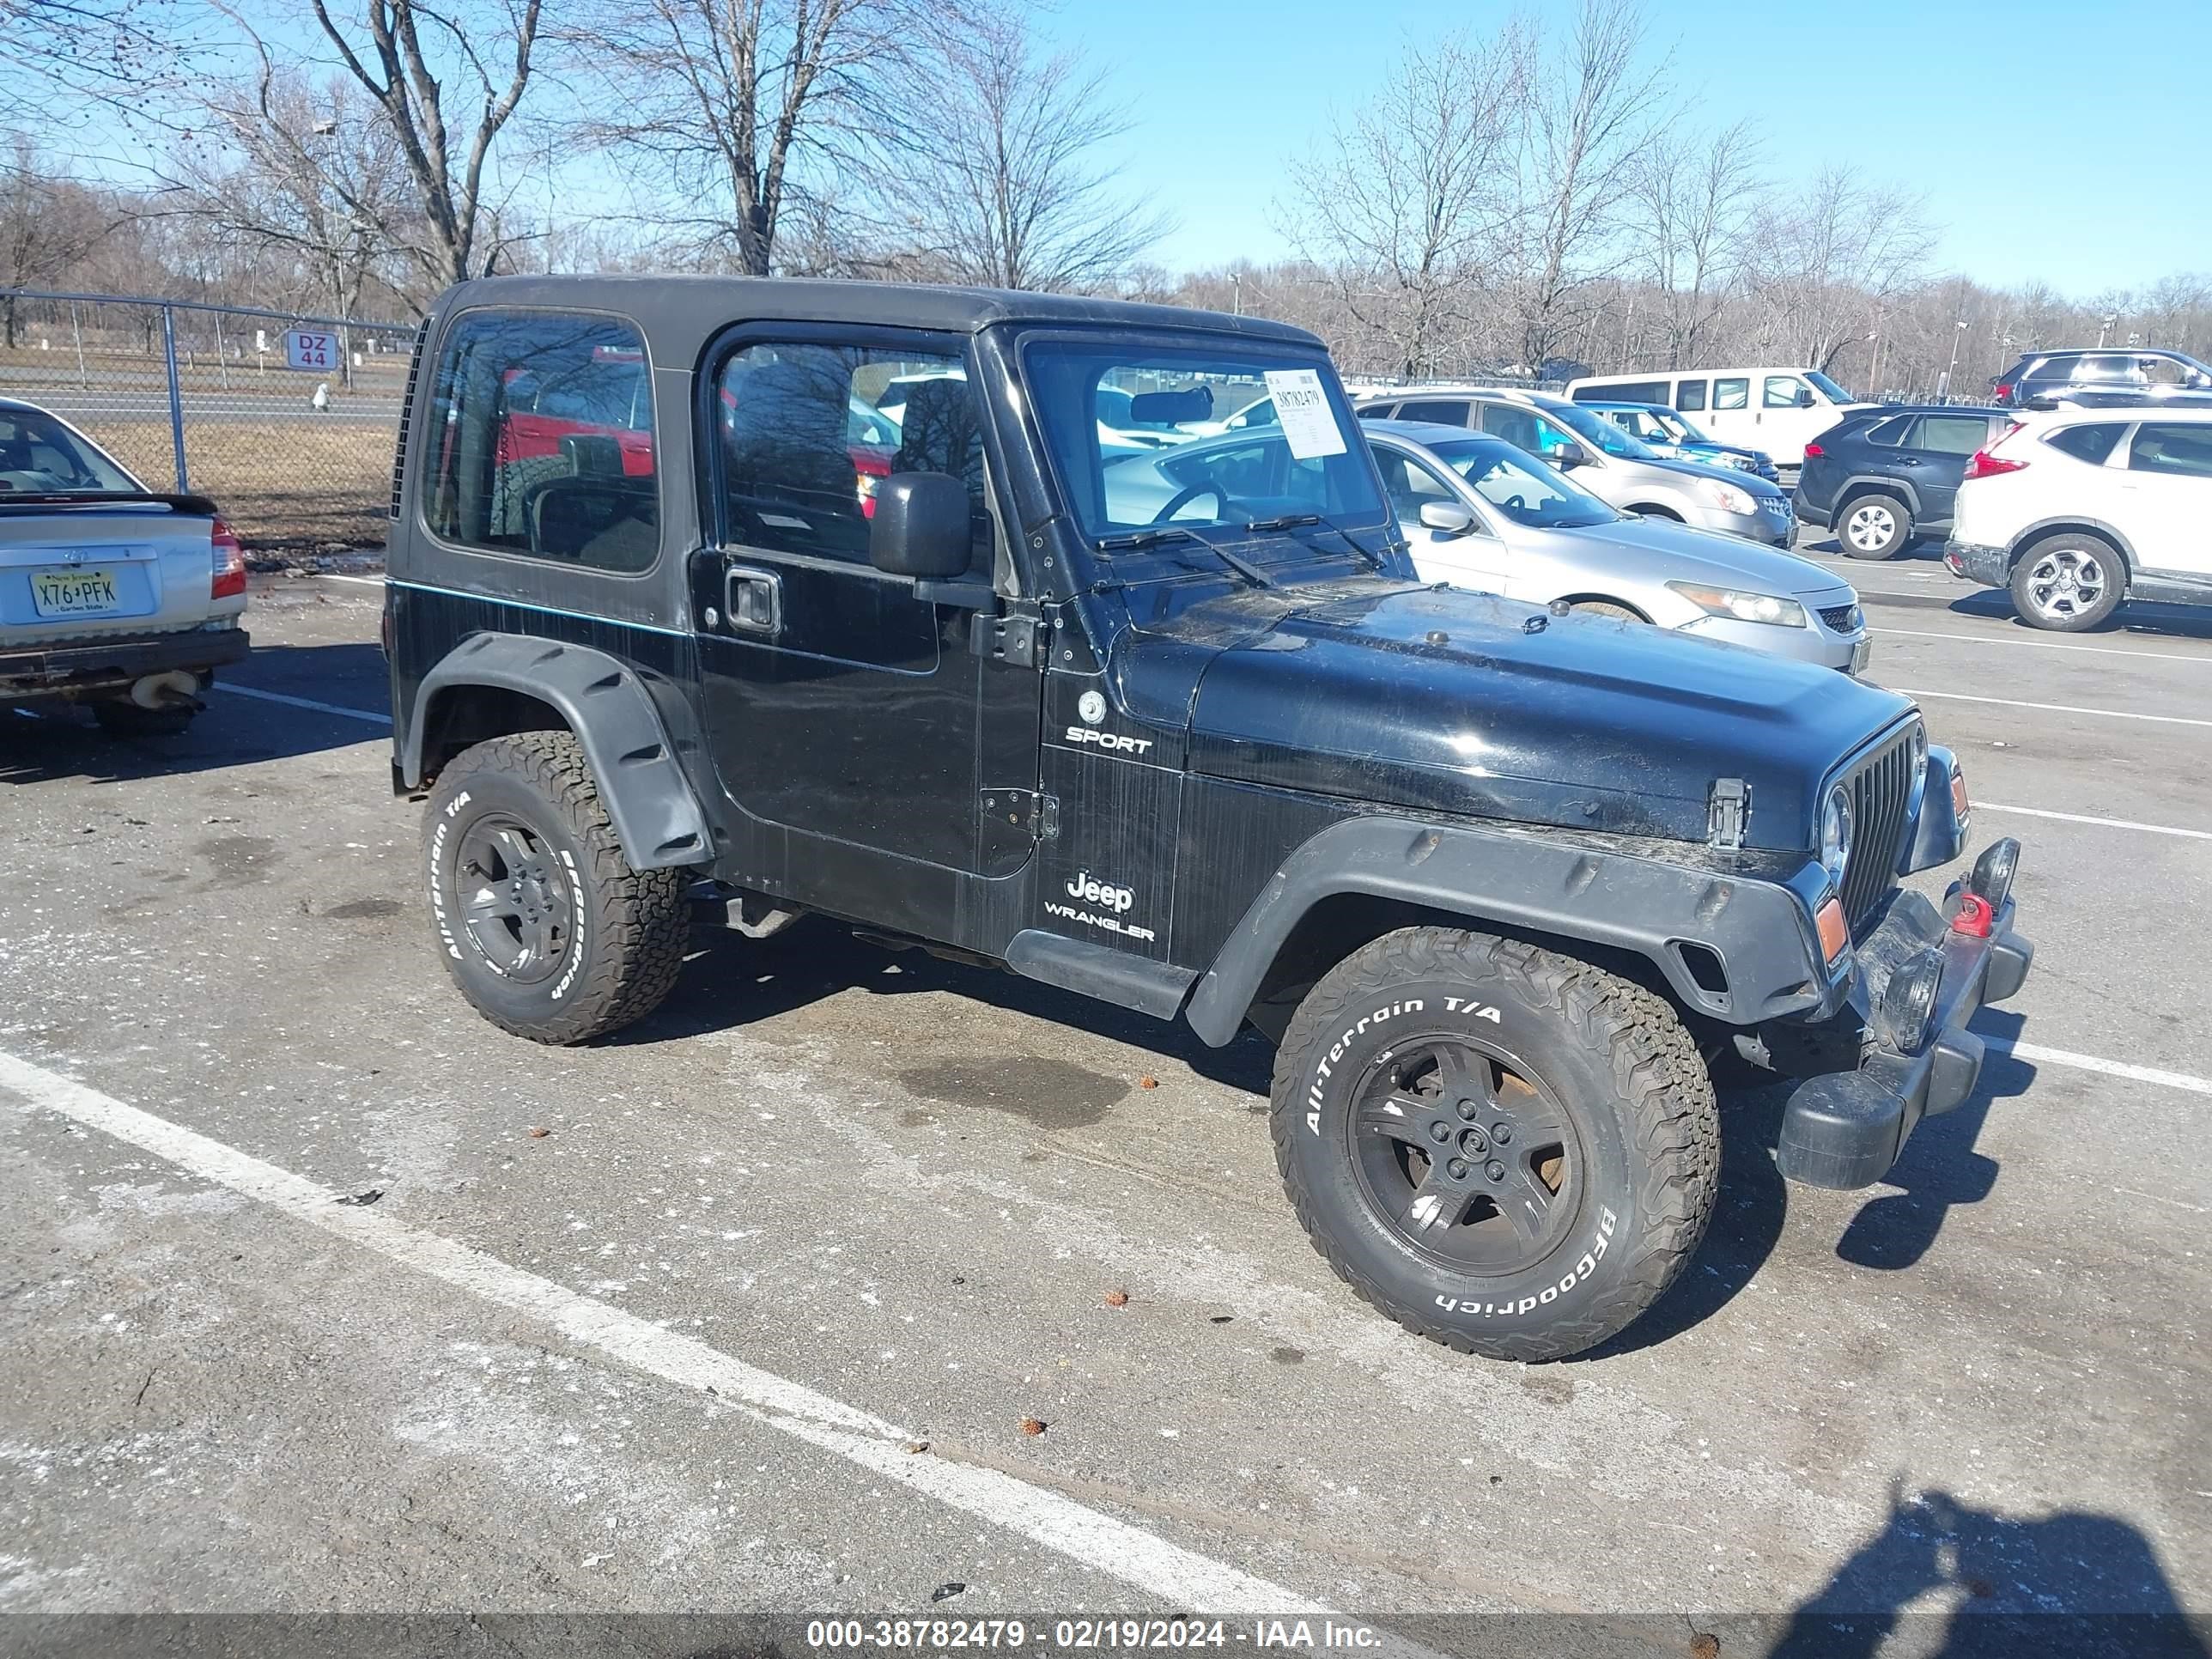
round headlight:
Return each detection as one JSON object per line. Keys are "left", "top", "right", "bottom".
{"left": 1821, "top": 785, "right": 1855, "bottom": 883}
{"left": 1909, "top": 723, "right": 1929, "bottom": 801}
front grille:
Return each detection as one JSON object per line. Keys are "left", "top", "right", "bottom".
{"left": 1819, "top": 603, "right": 1863, "bottom": 634}
{"left": 1836, "top": 726, "right": 1917, "bottom": 928}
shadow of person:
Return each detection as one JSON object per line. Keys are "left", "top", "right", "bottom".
{"left": 1767, "top": 1480, "right": 2209, "bottom": 1659}
{"left": 1832, "top": 1007, "right": 2033, "bottom": 1272}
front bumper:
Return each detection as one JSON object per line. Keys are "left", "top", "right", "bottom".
{"left": 0, "top": 625, "right": 251, "bottom": 704}
{"left": 1776, "top": 840, "right": 2033, "bottom": 1189}
{"left": 1680, "top": 612, "right": 1863, "bottom": 672}
{"left": 1943, "top": 540, "right": 2010, "bottom": 587}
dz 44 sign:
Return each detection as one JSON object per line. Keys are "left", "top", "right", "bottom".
{"left": 283, "top": 330, "right": 337, "bottom": 372}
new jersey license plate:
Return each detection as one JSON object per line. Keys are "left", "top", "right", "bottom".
{"left": 30, "top": 568, "right": 120, "bottom": 617}
{"left": 1850, "top": 636, "right": 1873, "bottom": 675}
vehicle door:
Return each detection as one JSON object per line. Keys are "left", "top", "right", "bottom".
{"left": 2117, "top": 422, "right": 2212, "bottom": 574}
{"left": 1701, "top": 375, "right": 1753, "bottom": 448}
{"left": 689, "top": 327, "right": 1043, "bottom": 921}
{"left": 1893, "top": 410, "right": 1999, "bottom": 524}
{"left": 1754, "top": 373, "right": 1826, "bottom": 461}
{"left": 1373, "top": 441, "right": 1509, "bottom": 591}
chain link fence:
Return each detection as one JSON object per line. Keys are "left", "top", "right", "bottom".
{"left": 0, "top": 289, "right": 415, "bottom": 551}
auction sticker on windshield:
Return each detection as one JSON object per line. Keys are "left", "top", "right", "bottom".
{"left": 1263, "top": 369, "right": 1346, "bottom": 460}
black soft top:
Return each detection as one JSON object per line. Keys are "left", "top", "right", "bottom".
{"left": 435, "top": 274, "right": 1320, "bottom": 353}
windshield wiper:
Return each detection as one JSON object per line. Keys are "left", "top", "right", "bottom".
{"left": 1243, "top": 512, "right": 1321, "bottom": 532}
{"left": 1255, "top": 510, "right": 1391, "bottom": 574}
{"left": 1094, "top": 525, "right": 1202, "bottom": 551}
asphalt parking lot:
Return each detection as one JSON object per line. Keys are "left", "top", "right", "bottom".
{"left": 3, "top": 565, "right": 2208, "bottom": 1651}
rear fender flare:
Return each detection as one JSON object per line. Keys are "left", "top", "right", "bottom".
{"left": 1837, "top": 474, "right": 1922, "bottom": 517}
{"left": 1182, "top": 815, "right": 1832, "bottom": 1045}
{"left": 402, "top": 633, "right": 711, "bottom": 870}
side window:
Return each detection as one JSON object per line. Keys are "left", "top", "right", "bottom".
{"left": 1763, "top": 374, "right": 1808, "bottom": 409}
{"left": 1377, "top": 452, "right": 1451, "bottom": 521}
{"left": 1477, "top": 402, "right": 1541, "bottom": 451}
{"left": 2075, "top": 355, "right": 2132, "bottom": 383}
{"left": 1863, "top": 416, "right": 1912, "bottom": 446}
{"left": 2043, "top": 422, "right": 2124, "bottom": 465}
{"left": 1675, "top": 379, "right": 1707, "bottom": 411}
{"left": 1908, "top": 414, "right": 1994, "bottom": 455}
{"left": 1399, "top": 399, "right": 1471, "bottom": 426}
{"left": 2141, "top": 356, "right": 2189, "bottom": 387}
{"left": 1357, "top": 404, "right": 1397, "bottom": 421}
{"left": 1602, "top": 380, "right": 1670, "bottom": 404}
{"left": 1713, "top": 377, "right": 1749, "bottom": 411}
{"left": 2129, "top": 422, "right": 2212, "bottom": 478}
{"left": 423, "top": 309, "right": 659, "bottom": 571}
{"left": 716, "top": 341, "right": 986, "bottom": 566}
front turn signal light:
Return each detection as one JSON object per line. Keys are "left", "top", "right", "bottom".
{"left": 1815, "top": 896, "right": 1850, "bottom": 963}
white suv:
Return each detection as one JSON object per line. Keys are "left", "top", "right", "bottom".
{"left": 1946, "top": 406, "right": 2212, "bottom": 631}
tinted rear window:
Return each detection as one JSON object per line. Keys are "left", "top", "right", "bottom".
{"left": 2044, "top": 422, "right": 2124, "bottom": 465}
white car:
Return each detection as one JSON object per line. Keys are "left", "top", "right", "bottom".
{"left": 0, "top": 396, "right": 248, "bottom": 732}
{"left": 1945, "top": 406, "right": 2212, "bottom": 631}
{"left": 1566, "top": 367, "right": 1874, "bottom": 473}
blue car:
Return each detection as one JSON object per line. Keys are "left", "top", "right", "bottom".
{"left": 1584, "top": 401, "right": 1781, "bottom": 483}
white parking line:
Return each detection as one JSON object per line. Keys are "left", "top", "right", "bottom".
{"left": 1979, "top": 803, "right": 2212, "bottom": 842}
{"left": 1878, "top": 627, "right": 2212, "bottom": 665}
{"left": 213, "top": 683, "right": 391, "bottom": 725}
{"left": 1983, "top": 1037, "right": 2212, "bottom": 1099}
{"left": 0, "top": 1049, "right": 1324, "bottom": 1614}
{"left": 1896, "top": 689, "right": 2212, "bottom": 729}
{"left": 312, "top": 573, "right": 386, "bottom": 586}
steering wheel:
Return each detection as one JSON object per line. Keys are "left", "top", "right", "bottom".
{"left": 1504, "top": 494, "right": 1528, "bottom": 512}
{"left": 1151, "top": 483, "right": 1224, "bottom": 525}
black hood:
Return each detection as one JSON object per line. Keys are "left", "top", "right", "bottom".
{"left": 1118, "top": 580, "right": 1912, "bottom": 851}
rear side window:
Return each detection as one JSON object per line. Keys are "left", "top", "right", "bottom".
{"left": 716, "top": 341, "right": 987, "bottom": 565}
{"left": 1674, "top": 379, "right": 1707, "bottom": 410}
{"left": 1713, "top": 378, "right": 1748, "bottom": 411}
{"left": 1601, "top": 380, "right": 1669, "bottom": 405}
{"left": 2129, "top": 422, "right": 2212, "bottom": 478}
{"left": 423, "top": 309, "right": 659, "bottom": 572}
{"left": 1356, "top": 404, "right": 1396, "bottom": 421}
{"left": 1863, "top": 416, "right": 1912, "bottom": 446}
{"left": 1909, "top": 413, "right": 1995, "bottom": 455}
{"left": 1399, "top": 399, "right": 1472, "bottom": 426}
{"left": 2044, "top": 422, "right": 2124, "bottom": 465}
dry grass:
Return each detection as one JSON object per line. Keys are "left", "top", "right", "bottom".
{"left": 82, "top": 418, "right": 399, "bottom": 548}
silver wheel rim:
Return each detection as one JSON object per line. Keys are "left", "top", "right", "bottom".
{"left": 2025, "top": 548, "right": 2107, "bottom": 622}
{"left": 1845, "top": 502, "right": 1895, "bottom": 550}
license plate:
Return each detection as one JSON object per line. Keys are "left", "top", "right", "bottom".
{"left": 1850, "top": 637, "right": 1873, "bottom": 675}
{"left": 30, "top": 567, "right": 121, "bottom": 617}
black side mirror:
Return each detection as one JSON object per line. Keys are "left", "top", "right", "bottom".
{"left": 1797, "top": 389, "right": 1818, "bottom": 407}
{"left": 870, "top": 471, "right": 972, "bottom": 579}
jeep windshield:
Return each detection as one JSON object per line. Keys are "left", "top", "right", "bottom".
{"left": 1022, "top": 340, "right": 1389, "bottom": 556}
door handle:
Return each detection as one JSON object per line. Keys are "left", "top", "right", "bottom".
{"left": 722, "top": 564, "right": 782, "bottom": 637}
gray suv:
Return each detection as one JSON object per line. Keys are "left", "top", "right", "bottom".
{"left": 1355, "top": 386, "right": 1796, "bottom": 544}
{"left": 1992, "top": 348, "right": 2212, "bottom": 409}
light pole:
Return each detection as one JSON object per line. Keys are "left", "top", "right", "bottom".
{"left": 1230, "top": 272, "right": 1243, "bottom": 317}
{"left": 1941, "top": 319, "right": 1967, "bottom": 401}
{"left": 2098, "top": 312, "right": 2118, "bottom": 348}
{"left": 1866, "top": 330, "right": 1881, "bottom": 398}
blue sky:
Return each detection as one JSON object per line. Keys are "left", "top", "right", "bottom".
{"left": 1035, "top": 0, "right": 2212, "bottom": 297}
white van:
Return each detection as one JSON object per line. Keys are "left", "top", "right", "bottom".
{"left": 1565, "top": 368, "right": 1873, "bottom": 474}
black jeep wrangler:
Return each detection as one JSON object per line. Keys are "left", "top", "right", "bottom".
{"left": 383, "top": 276, "right": 2033, "bottom": 1360}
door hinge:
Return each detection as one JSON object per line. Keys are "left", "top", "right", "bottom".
{"left": 1706, "top": 778, "right": 1750, "bottom": 850}
{"left": 970, "top": 611, "right": 1040, "bottom": 668}
{"left": 982, "top": 787, "right": 1058, "bottom": 840}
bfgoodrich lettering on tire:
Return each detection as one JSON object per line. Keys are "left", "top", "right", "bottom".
{"left": 1271, "top": 927, "right": 1718, "bottom": 1361}
{"left": 422, "top": 730, "right": 688, "bottom": 1044}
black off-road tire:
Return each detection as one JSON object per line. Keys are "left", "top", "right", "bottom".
{"left": 93, "top": 699, "right": 197, "bottom": 737}
{"left": 1838, "top": 491, "right": 1912, "bottom": 559}
{"left": 422, "top": 731, "right": 688, "bottom": 1043}
{"left": 1272, "top": 927, "right": 1718, "bottom": 1361}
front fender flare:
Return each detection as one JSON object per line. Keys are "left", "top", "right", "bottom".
{"left": 1183, "top": 815, "right": 1833, "bottom": 1045}
{"left": 402, "top": 633, "right": 711, "bottom": 870}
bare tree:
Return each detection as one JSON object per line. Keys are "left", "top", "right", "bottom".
{"left": 869, "top": 6, "right": 1167, "bottom": 291}
{"left": 296, "top": 0, "right": 544, "bottom": 289}
{"left": 0, "top": 0, "right": 197, "bottom": 126}
{"left": 167, "top": 65, "right": 416, "bottom": 317}
{"left": 1501, "top": 0, "right": 1671, "bottom": 375}
{"left": 0, "top": 137, "right": 125, "bottom": 344}
{"left": 1279, "top": 29, "right": 1527, "bottom": 380}
{"left": 1627, "top": 118, "right": 1761, "bottom": 368}
{"left": 578, "top": 0, "right": 918, "bottom": 276}
{"left": 1745, "top": 162, "right": 1935, "bottom": 374}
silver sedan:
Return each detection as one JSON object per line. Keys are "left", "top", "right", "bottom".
{"left": 1366, "top": 421, "right": 1870, "bottom": 672}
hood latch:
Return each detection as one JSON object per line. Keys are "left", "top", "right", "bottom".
{"left": 1706, "top": 778, "right": 1750, "bottom": 850}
